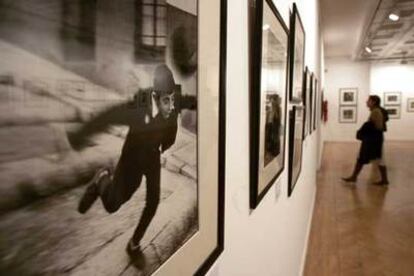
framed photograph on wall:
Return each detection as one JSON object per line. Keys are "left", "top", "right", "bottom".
{"left": 0, "top": 1, "right": 226, "bottom": 275}
{"left": 407, "top": 98, "right": 414, "bottom": 112}
{"left": 288, "top": 3, "right": 305, "bottom": 103}
{"left": 309, "top": 73, "right": 314, "bottom": 134}
{"left": 339, "top": 106, "right": 357, "bottom": 123}
{"left": 339, "top": 88, "right": 358, "bottom": 106}
{"left": 302, "top": 67, "right": 311, "bottom": 139}
{"left": 384, "top": 92, "right": 401, "bottom": 105}
{"left": 312, "top": 76, "right": 318, "bottom": 131}
{"left": 249, "top": 0, "right": 289, "bottom": 209}
{"left": 288, "top": 105, "right": 304, "bottom": 197}
{"left": 385, "top": 106, "right": 401, "bottom": 119}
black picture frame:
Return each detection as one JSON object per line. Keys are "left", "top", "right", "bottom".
{"left": 312, "top": 76, "right": 318, "bottom": 131}
{"left": 309, "top": 72, "right": 314, "bottom": 134}
{"left": 302, "top": 67, "right": 311, "bottom": 139}
{"left": 288, "top": 3, "right": 306, "bottom": 103}
{"left": 249, "top": 0, "right": 289, "bottom": 209}
{"left": 288, "top": 105, "right": 304, "bottom": 197}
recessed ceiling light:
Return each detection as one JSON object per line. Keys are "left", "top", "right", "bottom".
{"left": 263, "top": 24, "right": 270, "bottom": 30}
{"left": 389, "top": 13, "right": 400, "bottom": 21}
{"left": 365, "top": 46, "right": 372, "bottom": 53}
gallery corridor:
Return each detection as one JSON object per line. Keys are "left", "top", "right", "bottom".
{"left": 304, "top": 142, "right": 414, "bottom": 275}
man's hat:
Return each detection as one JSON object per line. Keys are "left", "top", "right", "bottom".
{"left": 153, "top": 64, "right": 175, "bottom": 94}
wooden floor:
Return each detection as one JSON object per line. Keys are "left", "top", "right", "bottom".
{"left": 304, "top": 141, "right": 414, "bottom": 276}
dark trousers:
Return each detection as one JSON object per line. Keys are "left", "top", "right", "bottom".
{"left": 98, "top": 151, "right": 161, "bottom": 244}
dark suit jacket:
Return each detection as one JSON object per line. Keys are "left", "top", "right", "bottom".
{"left": 68, "top": 88, "right": 196, "bottom": 159}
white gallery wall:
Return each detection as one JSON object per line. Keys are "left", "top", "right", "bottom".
{"left": 207, "top": 0, "right": 323, "bottom": 275}
{"left": 323, "top": 57, "right": 371, "bottom": 141}
{"left": 324, "top": 57, "right": 414, "bottom": 142}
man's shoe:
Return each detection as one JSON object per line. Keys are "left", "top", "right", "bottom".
{"left": 341, "top": 176, "right": 357, "bottom": 182}
{"left": 126, "top": 239, "right": 146, "bottom": 269}
{"left": 78, "top": 168, "right": 108, "bottom": 214}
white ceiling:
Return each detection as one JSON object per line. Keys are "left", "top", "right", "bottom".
{"left": 321, "top": 0, "right": 380, "bottom": 58}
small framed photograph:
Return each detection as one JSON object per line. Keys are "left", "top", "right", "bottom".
{"left": 339, "top": 88, "right": 358, "bottom": 106}
{"left": 384, "top": 92, "right": 401, "bottom": 105}
{"left": 288, "top": 3, "right": 305, "bottom": 103}
{"left": 339, "top": 106, "right": 357, "bottom": 123}
{"left": 385, "top": 106, "right": 401, "bottom": 119}
{"left": 407, "top": 98, "right": 414, "bottom": 112}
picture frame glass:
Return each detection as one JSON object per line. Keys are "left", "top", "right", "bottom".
{"left": 288, "top": 106, "right": 304, "bottom": 196}
{"left": 289, "top": 4, "right": 305, "bottom": 103}
{"left": 256, "top": 0, "right": 288, "bottom": 201}
{"left": 0, "top": 0, "right": 225, "bottom": 275}
{"left": 339, "top": 88, "right": 358, "bottom": 105}
{"left": 339, "top": 106, "right": 357, "bottom": 123}
{"left": 384, "top": 92, "right": 401, "bottom": 105}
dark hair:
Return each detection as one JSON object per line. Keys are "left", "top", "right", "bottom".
{"left": 369, "top": 95, "right": 381, "bottom": 106}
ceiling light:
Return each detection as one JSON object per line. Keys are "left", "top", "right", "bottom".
{"left": 365, "top": 46, "right": 372, "bottom": 53}
{"left": 389, "top": 12, "right": 400, "bottom": 21}
{"left": 263, "top": 24, "right": 270, "bottom": 30}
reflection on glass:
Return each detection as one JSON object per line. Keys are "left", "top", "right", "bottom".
{"left": 261, "top": 24, "right": 285, "bottom": 167}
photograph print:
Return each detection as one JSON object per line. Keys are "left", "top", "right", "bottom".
{"left": 384, "top": 92, "right": 401, "bottom": 105}
{"left": 407, "top": 98, "right": 414, "bottom": 112}
{"left": 385, "top": 106, "right": 401, "bottom": 119}
{"left": 0, "top": 0, "right": 225, "bottom": 275}
{"left": 339, "top": 88, "right": 358, "bottom": 106}
{"left": 339, "top": 106, "right": 357, "bottom": 123}
{"left": 288, "top": 3, "right": 305, "bottom": 103}
{"left": 249, "top": 0, "right": 288, "bottom": 208}
{"left": 288, "top": 105, "right": 304, "bottom": 197}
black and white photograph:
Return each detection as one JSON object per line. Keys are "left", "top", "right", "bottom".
{"left": 339, "top": 88, "right": 357, "bottom": 105}
{"left": 0, "top": 0, "right": 226, "bottom": 275}
{"left": 384, "top": 92, "right": 401, "bottom": 105}
{"left": 288, "top": 105, "right": 304, "bottom": 197}
{"left": 288, "top": 3, "right": 305, "bottom": 103}
{"left": 249, "top": 0, "right": 288, "bottom": 208}
{"left": 408, "top": 98, "right": 414, "bottom": 112}
{"left": 339, "top": 106, "right": 357, "bottom": 123}
{"left": 385, "top": 106, "right": 401, "bottom": 119}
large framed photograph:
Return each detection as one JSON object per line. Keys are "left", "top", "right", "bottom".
{"left": 249, "top": 0, "right": 288, "bottom": 209}
{"left": 339, "top": 106, "right": 357, "bottom": 123}
{"left": 288, "top": 106, "right": 304, "bottom": 197}
{"left": 288, "top": 3, "right": 305, "bottom": 103}
{"left": 0, "top": 1, "right": 226, "bottom": 275}
{"left": 385, "top": 106, "right": 401, "bottom": 119}
{"left": 384, "top": 92, "right": 401, "bottom": 105}
{"left": 407, "top": 98, "right": 414, "bottom": 112}
{"left": 339, "top": 88, "right": 358, "bottom": 106}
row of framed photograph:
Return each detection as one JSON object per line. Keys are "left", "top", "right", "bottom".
{"left": 339, "top": 91, "right": 414, "bottom": 123}
{"left": 249, "top": 0, "right": 322, "bottom": 209}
